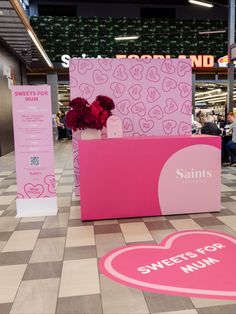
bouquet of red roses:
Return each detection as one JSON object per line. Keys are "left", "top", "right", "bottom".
{"left": 66, "top": 95, "right": 115, "bottom": 131}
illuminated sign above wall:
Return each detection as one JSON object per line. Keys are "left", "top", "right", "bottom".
{"left": 61, "top": 53, "right": 215, "bottom": 68}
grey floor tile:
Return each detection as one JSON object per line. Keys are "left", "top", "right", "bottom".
{"left": 64, "top": 246, "right": 97, "bottom": 260}
{"left": 193, "top": 217, "right": 224, "bottom": 226}
{"left": 10, "top": 278, "right": 60, "bottom": 314}
{"left": 56, "top": 295, "right": 102, "bottom": 314}
{"left": 0, "top": 232, "right": 12, "bottom": 242}
{"left": 23, "top": 261, "right": 62, "bottom": 281}
{"left": 197, "top": 304, "right": 236, "bottom": 314}
{"left": 0, "top": 251, "right": 32, "bottom": 266}
{"left": 145, "top": 220, "right": 174, "bottom": 231}
{"left": 15, "top": 221, "right": 44, "bottom": 231}
{"left": 94, "top": 224, "right": 121, "bottom": 234}
{"left": 68, "top": 219, "right": 93, "bottom": 227}
{"left": 95, "top": 233, "right": 126, "bottom": 258}
{"left": 0, "top": 303, "right": 12, "bottom": 314}
{"left": 118, "top": 218, "right": 143, "bottom": 223}
{"left": 100, "top": 274, "right": 149, "bottom": 314}
{"left": 144, "top": 292, "right": 195, "bottom": 313}
{"left": 38, "top": 228, "right": 67, "bottom": 239}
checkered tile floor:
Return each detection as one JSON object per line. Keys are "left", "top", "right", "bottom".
{"left": 0, "top": 141, "right": 236, "bottom": 314}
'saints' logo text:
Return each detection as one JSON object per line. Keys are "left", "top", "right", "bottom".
{"left": 176, "top": 168, "right": 212, "bottom": 184}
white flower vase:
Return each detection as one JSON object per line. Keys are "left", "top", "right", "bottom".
{"left": 80, "top": 128, "right": 102, "bottom": 140}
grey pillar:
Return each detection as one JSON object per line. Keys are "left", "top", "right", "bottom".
{"left": 47, "top": 72, "right": 59, "bottom": 115}
{"left": 227, "top": 0, "right": 235, "bottom": 113}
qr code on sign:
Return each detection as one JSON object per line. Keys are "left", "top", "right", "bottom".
{"left": 30, "top": 156, "right": 40, "bottom": 166}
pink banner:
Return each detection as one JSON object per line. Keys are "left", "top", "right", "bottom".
{"left": 70, "top": 58, "right": 192, "bottom": 195}
{"left": 12, "top": 85, "right": 57, "bottom": 216}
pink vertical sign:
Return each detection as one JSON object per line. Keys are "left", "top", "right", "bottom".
{"left": 12, "top": 85, "right": 57, "bottom": 217}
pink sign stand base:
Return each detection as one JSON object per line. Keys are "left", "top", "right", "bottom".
{"left": 16, "top": 198, "right": 58, "bottom": 217}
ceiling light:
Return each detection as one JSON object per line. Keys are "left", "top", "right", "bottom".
{"left": 28, "top": 30, "right": 53, "bottom": 68}
{"left": 188, "top": 0, "right": 213, "bottom": 8}
{"left": 199, "top": 30, "right": 226, "bottom": 35}
{"left": 114, "top": 36, "right": 139, "bottom": 41}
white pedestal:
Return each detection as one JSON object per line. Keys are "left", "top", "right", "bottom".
{"left": 16, "top": 197, "right": 58, "bottom": 217}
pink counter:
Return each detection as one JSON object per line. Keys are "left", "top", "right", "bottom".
{"left": 79, "top": 135, "right": 221, "bottom": 220}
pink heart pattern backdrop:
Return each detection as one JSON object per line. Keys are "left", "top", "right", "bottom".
{"left": 69, "top": 58, "right": 192, "bottom": 195}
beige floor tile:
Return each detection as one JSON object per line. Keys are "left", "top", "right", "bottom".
{"left": 57, "top": 197, "right": 71, "bottom": 207}
{"left": 229, "top": 195, "right": 236, "bottom": 201}
{"left": 100, "top": 274, "right": 149, "bottom": 314}
{"left": 2, "top": 230, "right": 40, "bottom": 252}
{"left": 0, "top": 210, "right": 3, "bottom": 216}
{"left": 57, "top": 185, "right": 74, "bottom": 193}
{"left": 42, "top": 213, "right": 69, "bottom": 229}
{"left": 69, "top": 206, "right": 81, "bottom": 220}
{"left": 189, "top": 213, "right": 213, "bottom": 218}
{"left": 120, "top": 222, "right": 153, "bottom": 243}
{"left": 10, "top": 278, "right": 60, "bottom": 314}
{"left": 21, "top": 216, "right": 45, "bottom": 223}
{"left": 30, "top": 237, "right": 65, "bottom": 263}
{"left": 55, "top": 169, "right": 63, "bottom": 174}
{"left": 96, "top": 232, "right": 125, "bottom": 258}
{"left": 0, "top": 195, "right": 16, "bottom": 206}
{"left": 169, "top": 219, "right": 202, "bottom": 231}
{"left": 66, "top": 226, "right": 95, "bottom": 247}
{"left": 0, "top": 241, "right": 6, "bottom": 251}
{"left": 72, "top": 193, "right": 80, "bottom": 201}
{"left": 0, "top": 264, "right": 27, "bottom": 303}
{"left": 222, "top": 174, "right": 236, "bottom": 180}
{"left": 60, "top": 177, "right": 74, "bottom": 183}
{"left": 191, "top": 297, "right": 236, "bottom": 308}
{"left": 59, "top": 258, "right": 99, "bottom": 297}
{"left": 0, "top": 171, "right": 13, "bottom": 176}
{"left": 217, "top": 215, "right": 236, "bottom": 231}
{"left": 221, "top": 184, "right": 234, "bottom": 192}
{"left": 4, "top": 185, "right": 17, "bottom": 193}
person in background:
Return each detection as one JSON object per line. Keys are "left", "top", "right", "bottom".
{"left": 200, "top": 114, "right": 221, "bottom": 136}
{"left": 60, "top": 110, "right": 67, "bottom": 138}
{"left": 225, "top": 112, "right": 236, "bottom": 166}
{"left": 217, "top": 115, "right": 227, "bottom": 129}
{"left": 56, "top": 112, "right": 64, "bottom": 142}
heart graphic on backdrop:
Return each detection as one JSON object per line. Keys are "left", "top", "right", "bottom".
{"left": 148, "top": 105, "right": 163, "bottom": 120}
{"left": 74, "top": 171, "right": 80, "bottom": 188}
{"left": 111, "top": 82, "right": 126, "bottom": 98}
{"left": 177, "top": 61, "right": 192, "bottom": 77}
{"left": 178, "top": 82, "right": 191, "bottom": 98}
{"left": 69, "top": 60, "right": 76, "bottom": 72}
{"left": 146, "top": 66, "right": 160, "bottom": 82}
{"left": 44, "top": 175, "right": 56, "bottom": 194}
{"left": 178, "top": 121, "right": 192, "bottom": 135}
{"left": 116, "top": 99, "right": 131, "bottom": 116}
{"left": 162, "top": 78, "right": 177, "bottom": 92}
{"left": 137, "top": 58, "right": 152, "bottom": 64}
{"left": 139, "top": 118, "right": 154, "bottom": 133}
{"left": 79, "top": 83, "right": 95, "bottom": 99}
{"left": 113, "top": 64, "right": 128, "bottom": 81}
{"left": 93, "top": 70, "right": 108, "bottom": 85}
{"left": 123, "top": 118, "right": 133, "bottom": 132}
{"left": 163, "top": 119, "right": 177, "bottom": 135}
{"left": 164, "top": 98, "right": 178, "bottom": 114}
{"left": 98, "top": 59, "right": 112, "bottom": 71}
{"left": 24, "top": 183, "right": 44, "bottom": 198}
{"left": 77, "top": 60, "right": 93, "bottom": 74}
{"left": 181, "top": 100, "right": 192, "bottom": 115}
{"left": 147, "top": 87, "right": 161, "bottom": 103}
{"left": 128, "top": 84, "right": 142, "bottom": 100}
{"left": 161, "top": 59, "right": 175, "bottom": 74}
{"left": 70, "top": 76, "right": 78, "bottom": 88}
{"left": 99, "top": 230, "right": 236, "bottom": 299}
{"left": 73, "top": 155, "right": 79, "bottom": 169}
{"left": 131, "top": 102, "right": 146, "bottom": 117}
{"left": 129, "top": 64, "right": 144, "bottom": 81}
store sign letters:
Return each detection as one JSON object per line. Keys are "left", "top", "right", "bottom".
{"left": 62, "top": 54, "right": 214, "bottom": 68}
{"left": 99, "top": 230, "right": 236, "bottom": 299}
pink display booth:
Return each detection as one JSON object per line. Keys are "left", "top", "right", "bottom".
{"left": 79, "top": 135, "right": 221, "bottom": 220}
{"left": 69, "top": 58, "right": 221, "bottom": 220}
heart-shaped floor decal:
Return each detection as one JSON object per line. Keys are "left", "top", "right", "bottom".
{"left": 99, "top": 230, "right": 236, "bottom": 299}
